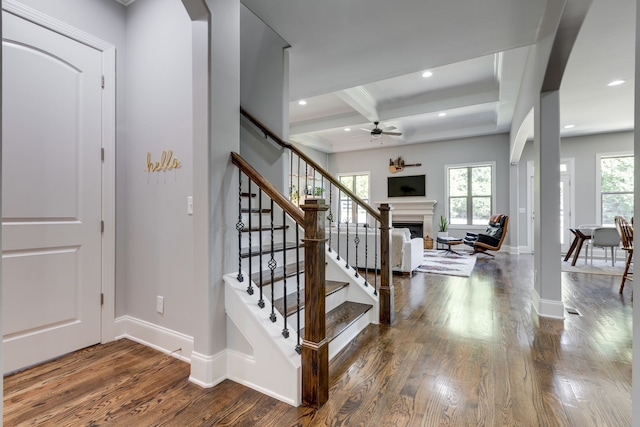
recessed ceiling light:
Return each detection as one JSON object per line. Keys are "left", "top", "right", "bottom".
{"left": 438, "top": 112, "right": 447, "bottom": 117}
{"left": 564, "top": 124, "right": 575, "bottom": 129}
{"left": 298, "top": 99, "right": 307, "bottom": 105}
{"left": 422, "top": 71, "right": 433, "bottom": 78}
{"left": 608, "top": 79, "right": 626, "bottom": 87}
{"left": 344, "top": 127, "right": 351, "bottom": 132}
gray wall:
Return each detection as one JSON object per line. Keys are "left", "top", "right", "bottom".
{"left": 329, "top": 134, "right": 511, "bottom": 242}
{"left": 240, "top": 5, "right": 289, "bottom": 192}
{"left": 518, "top": 131, "right": 634, "bottom": 248}
{"left": 121, "top": 0, "right": 195, "bottom": 333}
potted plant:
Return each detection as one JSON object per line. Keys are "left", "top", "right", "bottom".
{"left": 438, "top": 215, "right": 449, "bottom": 238}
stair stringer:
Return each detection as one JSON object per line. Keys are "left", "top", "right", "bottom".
{"left": 224, "top": 273, "right": 301, "bottom": 407}
{"left": 325, "top": 245, "right": 380, "bottom": 325}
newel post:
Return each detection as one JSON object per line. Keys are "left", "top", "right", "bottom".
{"left": 300, "top": 199, "right": 329, "bottom": 408}
{"left": 379, "top": 204, "right": 394, "bottom": 325}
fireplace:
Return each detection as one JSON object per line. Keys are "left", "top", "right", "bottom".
{"left": 376, "top": 199, "right": 438, "bottom": 238}
{"left": 393, "top": 222, "right": 423, "bottom": 239}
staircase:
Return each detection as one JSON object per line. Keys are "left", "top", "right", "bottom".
{"left": 224, "top": 110, "right": 393, "bottom": 408}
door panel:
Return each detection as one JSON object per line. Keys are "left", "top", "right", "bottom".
{"left": 2, "top": 12, "right": 103, "bottom": 373}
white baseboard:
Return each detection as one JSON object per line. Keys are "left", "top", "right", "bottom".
{"left": 530, "top": 289, "right": 565, "bottom": 319}
{"left": 189, "top": 350, "right": 227, "bottom": 388}
{"left": 114, "top": 315, "right": 194, "bottom": 363}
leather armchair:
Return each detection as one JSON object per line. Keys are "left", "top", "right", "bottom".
{"left": 463, "top": 214, "right": 509, "bottom": 257}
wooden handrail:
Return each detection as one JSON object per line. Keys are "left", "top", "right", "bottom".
{"left": 231, "top": 152, "right": 304, "bottom": 225}
{"left": 240, "top": 107, "right": 382, "bottom": 221}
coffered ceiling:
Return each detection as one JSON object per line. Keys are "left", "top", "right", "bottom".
{"left": 242, "top": 0, "right": 635, "bottom": 153}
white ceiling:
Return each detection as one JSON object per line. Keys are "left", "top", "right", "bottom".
{"left": 242, "top": 0, "right": 636, "bottom": 153}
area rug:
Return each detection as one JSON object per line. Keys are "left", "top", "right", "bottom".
{"left": 416, "top": 250, "right": 477, "bottom": 277}
{"left": 561, "top": 257, "right": 624, "bottom": 276}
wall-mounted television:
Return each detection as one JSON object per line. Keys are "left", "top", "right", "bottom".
{"left": 387, "top": 175, "right": 426, "bottom": 197}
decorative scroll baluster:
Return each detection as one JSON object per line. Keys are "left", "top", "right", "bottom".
{"left": 354, "top": 223, "right": 360, "bottom": 277}
{"left": 295, "top": 226, "right": 302, "bottom": 354}
{"left": 269, "top": 199, "right": 277, "bottom": 323}
{"left": 246, "top": 181, "right": 254, "bottom": 294}
{"left": 282, "top": 210, "right": 290, "bottom": 338}
{"left": 236, "top": 169, "right": 244, "bottom": 282}
{"left": 258, "top": 189, "right": 265, "bottom": 308}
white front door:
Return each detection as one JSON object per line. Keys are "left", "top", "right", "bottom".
{"left": 2, "top": 11, "right": 103, "bottom": 373}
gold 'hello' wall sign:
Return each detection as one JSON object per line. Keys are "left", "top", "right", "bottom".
{"left": 145, "top": 150, "right": 182, "bottom": 172}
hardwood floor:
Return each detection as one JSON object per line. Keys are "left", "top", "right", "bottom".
{"left": 4, "top": 254, "right": 632, "bottom": 426}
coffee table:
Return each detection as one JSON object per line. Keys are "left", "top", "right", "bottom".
{"left": 436, "top": 236, "right": 464, "bottom": 255}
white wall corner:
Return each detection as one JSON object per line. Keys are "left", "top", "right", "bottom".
{"left": 115, "top": 0, "right": 136, "bottom": 6}
{"left": 114, "top": 316, "right": 194, "bottom": 363}
{"left": 530, "top": 288, "right": 565, "bottom": 319}
{"left": 189, "top": 350, "right": 227, "bottom": 388}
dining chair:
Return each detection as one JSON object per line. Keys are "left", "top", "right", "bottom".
{"left": 585, "top": 227, "right": 620, "bottom": 266}
{"left": 614, "top": 216, "right": 633, "bottom": 294}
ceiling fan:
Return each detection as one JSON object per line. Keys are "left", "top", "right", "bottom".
{"left": 360, "top": 121, "right": 402, "bottom": 140}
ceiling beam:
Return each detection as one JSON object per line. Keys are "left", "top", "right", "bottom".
{"left": 336, "top": 87, "right": 379, "bottom": 123}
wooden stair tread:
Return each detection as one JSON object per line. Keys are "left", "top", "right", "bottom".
{"left": 273, "top": 280, "right": 349, "bottom": 317}
{"left": 240, "top": 241, "right": 303, "bottom": 258}
{"left": 300, "top": 301, "right": 373, "bottom": 344}
{"left": 251, "top": 261, "right": 305, "bottom": 287}
{"left": 241, "top": 225, "right": 289, "bottom": 233}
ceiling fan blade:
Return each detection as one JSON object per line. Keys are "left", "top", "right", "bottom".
{"left": 382, "top": 126, "right": 397, "bottom": 131}
{"left": 359, "top": 127, "right": 373, "bottom": 132}
{"left": 381, "top": 131, "right": 402, "bottom": 136}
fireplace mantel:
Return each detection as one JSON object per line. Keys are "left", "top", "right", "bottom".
{"left": 376, "top": 199, "right": 438, "bottom": 238}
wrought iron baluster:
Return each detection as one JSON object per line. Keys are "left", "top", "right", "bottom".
{"left": 354, "top": 221, "right": 360, "bottom": 277}
{"left": 374, "top": 225, "right": 378, "bottom": 295}
{"left": 364, "top": 213, "right": 369, "bottom": 286}
{"left": 327, "top": 184, "right": 333, "bottom": 252}
{"left": 295, "top": 225, "right": 301, "bottom": 354}
{"left": 236, "top": 169, "right": 244, "bottom": 282}
{"left": 282, "top": 210, "right": 289, "bottom": 338}
{"left": 258, "top": 189, "right": 265, "bottom": 308}
{"left": 269, "top": 199, "right": 277, "bottom": 323}
{"left": 246, "top": 181, "right": 254, "bottom": 294}
{"left": 297, "top": 156, "right": 301, "bottom": 207}
{"left": 304, "top": 162, "right": 309, "bottom": 199}
{"left": 336, "top": 218, "right": 341, "bottom": 261}
{"left": 345, "top": 219, "right": 350, "bottom": 269}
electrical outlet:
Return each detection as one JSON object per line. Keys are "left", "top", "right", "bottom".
{"left": 156, "top": 296, "right": 164, "bottom": 314}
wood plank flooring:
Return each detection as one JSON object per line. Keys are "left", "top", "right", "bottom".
{"left": 4, "top": 254, "right": 632, "bottom": 426}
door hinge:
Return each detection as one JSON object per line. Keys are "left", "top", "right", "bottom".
{"left": 101, "top": 220, "right": 105, "bottom": 233}
{"left": 101, "top": 148, "right": 105, "bottom": 161}
{"left": 101, "top": 293, "right": 104, "bottom": 306}
{"left": 101, "top": 75, "right": 105, "bottom": 89}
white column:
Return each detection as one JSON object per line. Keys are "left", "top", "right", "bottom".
{"left": 532, "top": 90, "right": 564, "bottom": 319}
{"left": 631, "top": 0, "right": 640, "bottom": 417}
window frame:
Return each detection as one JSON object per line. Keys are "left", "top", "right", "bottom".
{"left": 336, "top": 171, "right": 371, "bottom": 224}
{"left": 595, "top": 151, "right": 634, "bottom": 226}
{"left": 444, "top": 161, "right": 496, "bottom": 228}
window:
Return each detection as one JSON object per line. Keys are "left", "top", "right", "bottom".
{"left": 447, "top": 163, "right": 495, "bottom": 225}
{"left": 599, "top": 154, "right": 633, "bottom": 226}
{"left": 338, "top": 173, "right": 369, "bottom": 224}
